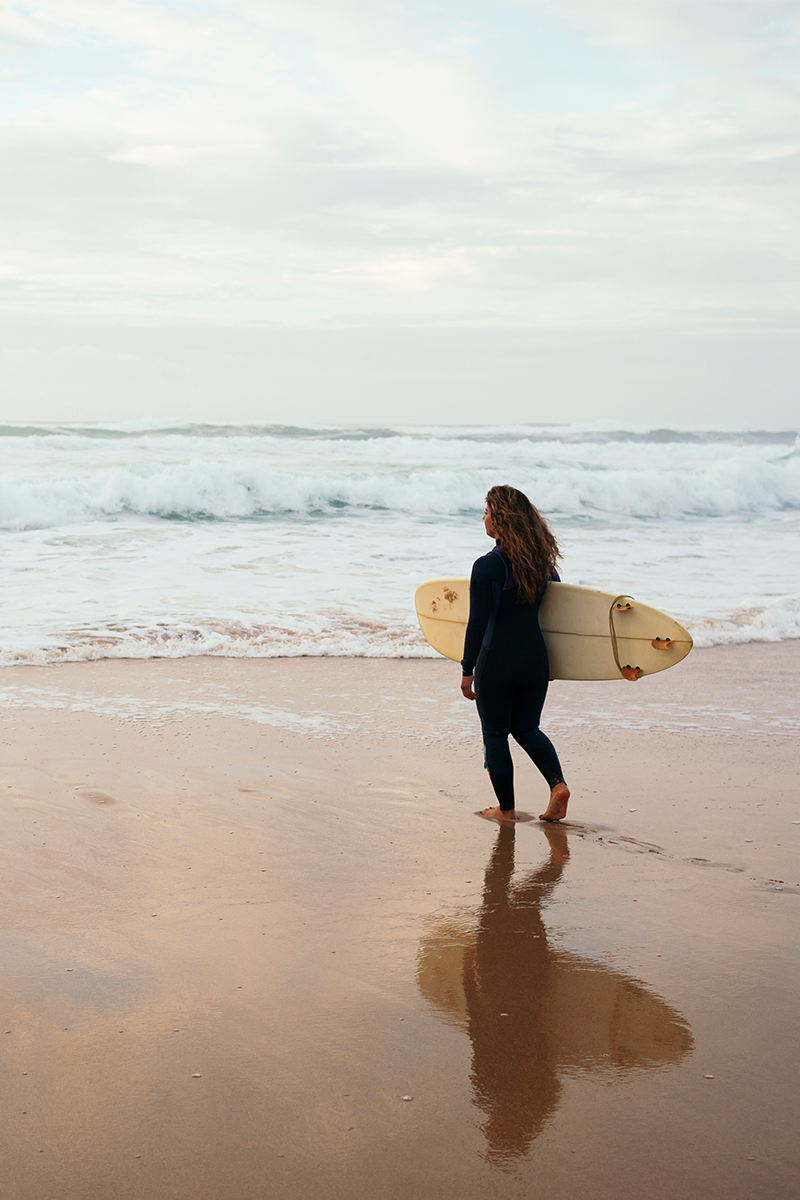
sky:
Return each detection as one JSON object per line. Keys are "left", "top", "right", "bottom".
{"left": 1, "top": 0, "right": 799, "bottom": 426}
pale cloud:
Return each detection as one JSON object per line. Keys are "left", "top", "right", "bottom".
{"left": 109, "top": 143, "right": 216, "bottom": 164}
{"left": 0, "top": 0, "right": 798, "bottom": 421}
{"left": 542, "top": 0, "right": 800, "bottom": 51}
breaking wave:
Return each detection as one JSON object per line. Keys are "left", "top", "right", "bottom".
{"left": 1, "top": 455, "right": 799, "bottom": 531}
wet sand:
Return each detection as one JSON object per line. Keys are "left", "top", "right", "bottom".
{"left": 1, "top": 643, "right": 798, "bottom": 1199}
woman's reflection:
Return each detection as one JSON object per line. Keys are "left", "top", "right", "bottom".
{"left": 417, "top": 825, "right": 693, "bottom": 1165}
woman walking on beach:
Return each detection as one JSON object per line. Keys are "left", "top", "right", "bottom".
{"left": 460, "top": 485, "right": 570, "bottom": 823}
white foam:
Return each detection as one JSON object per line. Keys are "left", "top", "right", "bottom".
{"left": 0, "top": 617, "right": 436, "bottom": 667}
{"left": 1, "top": 422, "right": 798, "bottom": 662}
{"left": 686, "top": 594, "right": 800, "bottom": 648}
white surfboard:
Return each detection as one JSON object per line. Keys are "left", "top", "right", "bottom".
{"left": 414, "top": 578, "right": 692, "bottom": 681}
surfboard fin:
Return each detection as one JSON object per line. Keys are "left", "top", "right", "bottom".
{"left": 651, "top": 637, "right": 674, "bottom": 650}
{"left": 621, "top": 665, "right": 644, "bottom": 681}
{"left": 612, "top": 600, "right": 634, "bottom": 612}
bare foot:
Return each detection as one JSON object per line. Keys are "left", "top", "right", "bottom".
{"left": 479, "top": 806, "right": 518, "bottom": 823}
{"left": 539, "top": 782, "right": 570, "bottom": 823}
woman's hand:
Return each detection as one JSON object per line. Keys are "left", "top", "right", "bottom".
{"left": 461, "top": 675, "right": 476, "bottom": 701}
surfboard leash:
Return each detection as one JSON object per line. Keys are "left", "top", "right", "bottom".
{"left": 608, "top": 596, "right": 643, "bottom": 681}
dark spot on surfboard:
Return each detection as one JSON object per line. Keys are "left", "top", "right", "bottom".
{"left": 443, "top": 588, "right": 458, "bottom": 604}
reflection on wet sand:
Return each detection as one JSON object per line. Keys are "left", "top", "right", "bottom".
{"left": 417, "top": 825, "right": 693, "bottom": 1165}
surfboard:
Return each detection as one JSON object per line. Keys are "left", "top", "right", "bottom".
{"left": 414, "top": 578, "right": 692, "bottom": 681}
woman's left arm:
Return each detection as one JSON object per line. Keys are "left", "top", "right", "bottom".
{"left": 460, "top": 556, "right": 497, "bottom": 698}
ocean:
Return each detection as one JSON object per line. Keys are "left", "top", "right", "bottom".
{"left": 1, "top": 421, "right": 798, "bottom": 667}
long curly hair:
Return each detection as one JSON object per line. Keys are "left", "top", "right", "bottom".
{"left": 486, "top": 485, "right": 560, "bottom": 604}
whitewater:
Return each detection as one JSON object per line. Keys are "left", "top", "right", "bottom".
{"left": 1, "top": 421, "right": 798, "bottom": 666}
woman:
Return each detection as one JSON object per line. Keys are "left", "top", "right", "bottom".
{"left": 460, "top": 485, "right": 570, "bottom": 823}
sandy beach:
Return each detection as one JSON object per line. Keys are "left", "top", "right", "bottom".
{"left": 1, "top": 643, "right": 798, "bottom": 1199}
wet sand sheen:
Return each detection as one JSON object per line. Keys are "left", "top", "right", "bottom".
{"left": 0, "top": 646, "right": 798, "bottom": 1199}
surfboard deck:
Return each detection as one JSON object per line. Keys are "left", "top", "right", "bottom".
{"left": 414, "top": 578, "right": 692, "bottom": 681}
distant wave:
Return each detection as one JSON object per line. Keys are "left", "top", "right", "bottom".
{"left": 1, "top": 456, "right": 799, "bottom": 530}
{"left": 1, "top": 421, "right": 798, "bottom": 446}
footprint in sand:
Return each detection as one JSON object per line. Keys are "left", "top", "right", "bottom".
{"left": 75, "top": 788, "right": 117, "bottom": 806}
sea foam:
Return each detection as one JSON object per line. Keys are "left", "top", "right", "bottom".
{"left": 1, "top": 422, "right": 798, "bottom": 662}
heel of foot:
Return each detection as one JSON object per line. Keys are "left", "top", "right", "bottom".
{"left": 539, "top": 786, "right": 570, "bottom": 823}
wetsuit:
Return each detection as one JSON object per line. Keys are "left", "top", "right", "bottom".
{"left": 461, "top": 543, "right": 564, "bottom": 812}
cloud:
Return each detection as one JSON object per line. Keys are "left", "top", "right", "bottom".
{"left": 538, "top": 0, "right": 800, "bottom": 52}
{"left": 109, "top": 143, "right": 215, "bottom": 164}
{"left": 0, "top": 0, "right": 798, "bottom": 340}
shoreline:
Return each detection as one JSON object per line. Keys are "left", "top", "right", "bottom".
{"left": 2, "top": 631, "right": 799, "bottom": 669}
{"left": 1, "top": 643, "right": 798, "bottom": 1198}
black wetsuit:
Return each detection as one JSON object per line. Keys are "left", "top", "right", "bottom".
{"left": 461, "top": 543, "right": 564, "bottom": 812}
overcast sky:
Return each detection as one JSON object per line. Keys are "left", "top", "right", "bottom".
{"left": 1, "top": 0, "right": 798, "bottom": 425}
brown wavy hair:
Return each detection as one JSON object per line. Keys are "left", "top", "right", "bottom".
{"left": 486, "top": 485, "right": 560, "bottom": 604}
